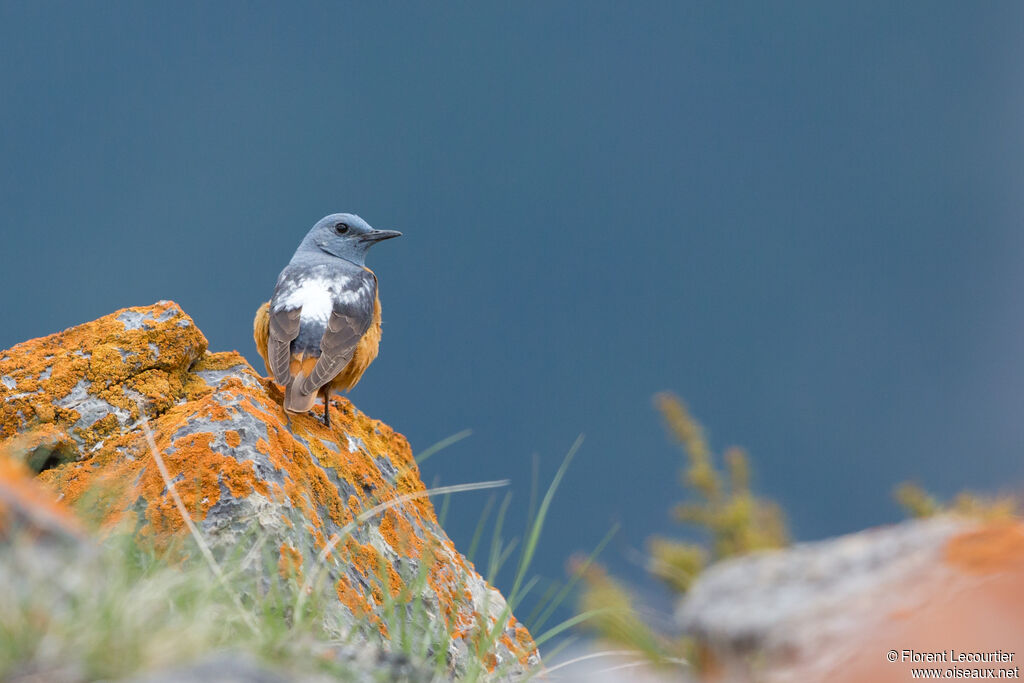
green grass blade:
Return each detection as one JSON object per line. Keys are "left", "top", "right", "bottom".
{"left": 509, "top": 435, "right": 583, "bottom": 602}
{"left": 487, "top": 492, "right": 514, "bottom": 584}
{"left": 466, "top": 494, "right": 496, "bottom": 564}
{"left": 531, "top": 522, "right": 619, "bottom": 634}
{"left": 532, "top": 607, "right": 617, "bottom": 648}
{"left": 415, "top": 429, "right": 472, "bottom": 464}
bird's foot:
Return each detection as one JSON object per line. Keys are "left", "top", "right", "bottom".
{"left": 319, "top": 388, "right": 332, "bottom": 428}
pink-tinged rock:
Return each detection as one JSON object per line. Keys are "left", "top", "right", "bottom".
{"left": 678, "top": 516, "right": 1024, "bottom": 682}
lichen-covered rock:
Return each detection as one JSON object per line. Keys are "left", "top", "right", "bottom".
{"left": 0, "top": 302, "right": 539, "bottom": 678}
{"left": 678, "top": 516, "right": 1024, "bottom": 682}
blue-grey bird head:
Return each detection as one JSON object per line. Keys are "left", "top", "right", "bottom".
{"left": 294, "top": 213, "right": 401, "bottom": 266}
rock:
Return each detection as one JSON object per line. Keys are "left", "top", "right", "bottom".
{"left": 677, "top": 516, "right": 1024, "bottom": 682}
{"left": 0, "top": 301, "right": 539, "bottom": 678}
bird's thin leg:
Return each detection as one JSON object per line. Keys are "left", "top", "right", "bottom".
{"left": 321, "top": 387, "right": 331, "bottom": 427}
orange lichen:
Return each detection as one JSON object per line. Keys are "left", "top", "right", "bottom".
{"left": 278, "top": 543, "right": 303, "bottom": 581}
{"left": 515, "top": 623, "right": 535, "bottom": 653}
{"left": 335, "top": 574, "right": 389, "bottom": 638}
{"left": 0, "top": 302, "right": 207, "bottom": 454}
{"left": 425, "top": 555, "right": 476, "bottom": 634}
{"left": 133, "top": 431, "right": 269, "bottom": 543}
{"left": 345, "top": 537, "right": 385, "bottom": 580}
{"left": 336, "top": 575, "right": 369, "bottom": 618}
{"left": 945, "top": 522, "right": 1024, "bottom": 574}
{"left": 382, "top": 560, "right": 403, "bottom": 598}
{"left": 193, "top": 351, "right": 251, "bottom": 372}
{"left": 379, "top": 509, "right": 422, "bottom": 558}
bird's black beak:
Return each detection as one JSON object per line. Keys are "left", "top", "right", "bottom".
{"left": 360, "top": 229, "right": 402, "bottom": 243}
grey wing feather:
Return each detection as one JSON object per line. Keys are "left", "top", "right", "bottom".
{"left": 267, "top": 308, "right": 301, "bottom": 385}
{"left": 298, "top": 280, "right": 375, "bottom": 396}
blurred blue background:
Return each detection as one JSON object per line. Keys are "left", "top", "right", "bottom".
{"left": 3, "top": 2, "right": 1023, "bottom": 611}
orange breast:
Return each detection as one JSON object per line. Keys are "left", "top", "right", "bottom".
{"left": 327, "top": 290, "right": 382, "bottom": 392}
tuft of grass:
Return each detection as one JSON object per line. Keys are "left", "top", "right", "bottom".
{"left": 894, "top": 482, "right": 942, "bottom": 518}
{"left": 461, "top": 435, "right": 585, "bottom": 681}
{"left": 421, "top": 433, "right": 636, "bottom": 681}
{"left": 895, "top": 481, "right": 1020, "bottom": 521}
{"left": 2, "top": 425, "right": 607, "bottom": 681}
{"left": 0, "top": 527, "right": 345, "bottom": 681}
{"left": 649, "top": 391, "right": 788, "bottom": 590}
{"left": 570, "top": 392, "right": 789, "bottom": 673}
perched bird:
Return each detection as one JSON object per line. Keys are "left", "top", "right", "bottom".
{"left": 254, "top": 213, "right": 401, "bottom": 425}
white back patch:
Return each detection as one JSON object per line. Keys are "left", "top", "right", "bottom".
{"left": 275, "top": 276, "right": 342, "bottom": 323}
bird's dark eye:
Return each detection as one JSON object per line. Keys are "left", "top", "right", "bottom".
{"left": 334, "top": 222, "right": 349, "bottom": 235}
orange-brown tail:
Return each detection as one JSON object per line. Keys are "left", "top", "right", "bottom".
{"left": 284, "top": 374, "right": 319, "bottom": 413}
{"left": 255, "top": 303, "right": 321, "bottom": 414}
